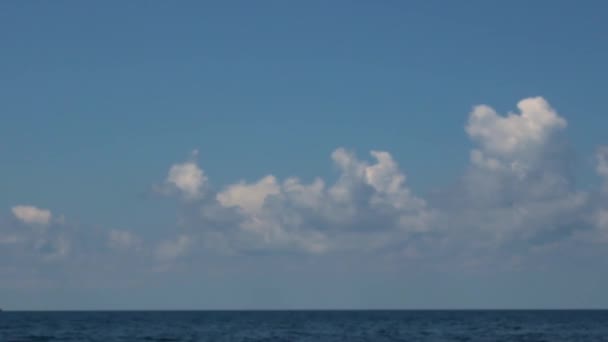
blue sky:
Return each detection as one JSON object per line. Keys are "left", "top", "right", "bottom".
{"left": 1, "top": 1, "right": 608, "bottom": 310}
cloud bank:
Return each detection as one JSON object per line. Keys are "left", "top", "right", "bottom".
{"left": 148, "top": 97, "right": 603, "bottom": 264}
{"left": 3, "top": 97, "right": 607, "bottom": 275}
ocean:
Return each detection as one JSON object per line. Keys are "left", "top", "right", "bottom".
{"left": 1, "top": 310, "right": 607, "bottom": 341}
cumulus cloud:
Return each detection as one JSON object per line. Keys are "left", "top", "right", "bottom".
{"left": 11, "top": 205, "right": 52, "bottom": 225}
{"left": 465, "top": 97, "right": 571, "bottom": 193}
{"left": 5, "top": 96, "right": 608, "bottom": 277}
{"left": 158, "top": 97, "right": 584, "bottom": 263}
{"left": 162, "top": 147, "right": 433, "bottom": 256}
{"left": 428, "top": 97, "right": 593, "bottom": 262}
{"left": 324, "top": 148, "right": 432, "bottom": 232}
{"left": 217, "top": 175, "right": 281, "bottom": 215}
{"left": 466, "top": 97, "right": 566, "bottom": 157}
{"left": 156, "top": 96, "right": 603, "bottom": 261}
{"left": 164, "top": 151, "right": 207, "bottom": 199}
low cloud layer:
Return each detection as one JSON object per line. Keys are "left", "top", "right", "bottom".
{"left": 176, "top": 146, "right": 434, "bottom": 256}
{"left": 149, "top": 97, "right": 603, "bottom": 264}
{"left": 3, "top": 97, "right": 607, "bottom": 277}
{"left": 2, "top": 206, "right": 70, "bottom": 267}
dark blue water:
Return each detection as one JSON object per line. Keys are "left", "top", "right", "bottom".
{"left": 1, "top": 310, "right": 608, "bottom": 341}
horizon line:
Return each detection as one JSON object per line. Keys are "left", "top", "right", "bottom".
{"left": 4, "top": 308, "right": 608, "bottom": 312}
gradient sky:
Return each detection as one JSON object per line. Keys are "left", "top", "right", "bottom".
{"left": 1, "top": 1, "right": 608, "bottom": 310}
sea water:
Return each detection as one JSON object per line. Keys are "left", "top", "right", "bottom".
{"left": 1, "top": 310, "right": 608, "bottom": 341}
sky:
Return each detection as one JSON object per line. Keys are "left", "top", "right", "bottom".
{"left": 1, "top": 1, "right": 608, "bottom": 310}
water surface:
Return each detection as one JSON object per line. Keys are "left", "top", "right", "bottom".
{"left": 1, "top": 310, "right": 608, "bottom": 341}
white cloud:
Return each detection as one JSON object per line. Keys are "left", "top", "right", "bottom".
{"left": 464, "top": 97, "right": 572, "bottom": 196}
{"left": 216, "top": 175, "right": 281, "bottom": 215}
{"left": 282, "top": 177, "right": 325, "bottom": 209}
{"left": 465, "top": 97, "right": 569, "bottom": 187}
{"left": 11, "top": 205, "right": 52, "bottom": 225}
{"left": 466, "top": 97, "right": 566, "bottom": 157}
{"left": 186, "top": 148, "right": 433, "bottom": 255}
{"left": 166, "top": 155, "right": 207, "bottom": 199}
{"left": 157, "top": 98, "right": 574, "bottom": 258}
{"left": 430, "top": 97, "right": 590, "bottom": 260}
{"left": 5, "top": 96, "right": 605, "bottom": 278}
{"left": 326, "top": 148, "right": 432, "bottom": 231}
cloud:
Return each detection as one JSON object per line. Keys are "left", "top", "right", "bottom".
{"left": 35, "top": 235, "right": 70, "bottom": 261}
{"left": 159, "top": 97, "right": 582, "bottom": 264}
{"left": 324, "top": 148, "right": 432, "bottom": 232}
{"left": 217, "top": 175, "right": 281, "bottom": 215}
{"left": 590, "top": 209, "right": 608, "bottom": 242}
{"left": 4, "top": 96, "right": 608, "bottom": 280}
{"left": 466, "top": 97, "right": 566, "bottom": 158}
{"left": 108, "top": 229, "right": 141, "bottom": 250}
{"left": 165, "top": 151, "right": 207, "bottom": 199}
{"left": 428, "top": 97, "right": 592, "bottom": 264}
{"left": 588, "top": 146, "right": 608, "bottom": 242}
{"left": 597, "top": 146, "right": 608, "bottom": 192}
{"left": 156, "top": 235, "right": 193, "bottom": 261}
{"left": 156, "top": 96, "right": 602, "bottom": 262}
{"left": 162, "top": 147, "right": 433, "bottom": 256}
{"left": 2, "top": 206, "right": 72, "bottom": 264}
{"left": 464, "top": 97, "right": 572, "bottom": 197}
{"left": 11, "top": 205, "right": 52, "bottom": 225}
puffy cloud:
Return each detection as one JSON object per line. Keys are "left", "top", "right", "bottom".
{"left": 465, "top": 97, "right": 571, "bottom": 193}
{"left": 466, "top": 97, "right": 571, "bottom": 186}
{"left": 466, "top": 97, "right": 566, "bottom": 157}
{"left": 167, "top": 148, "right": 433, "bottom": 256}
{"left": 282, "top": 177, "right": 325, "bottom": 209}
{"left": 266, "top": 148, "right": 429, "bottom": 242}
{"left": 5, "top": 96, "right": 608, "bottom": 279}
{"left": 11, "top": 205, "right": 52, "bottom": 225}
{"left": 165, "top": 151, "right": 207, "bottom": 199}
{"left": 325, "top": 148, "right": 431, "bottom": 232}
{"left": 430, "top": 97, "right": 591, "bottom": 261}
{"left": 217, "top": 175, "right": 281, "bottom": 215}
